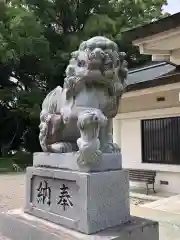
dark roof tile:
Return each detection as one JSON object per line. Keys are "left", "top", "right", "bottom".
{"left": 127, "top": 62, "right": 176, "bottom": 86}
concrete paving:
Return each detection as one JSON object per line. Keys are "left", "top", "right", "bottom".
{"left": 142, "top": 194, "right": 180, "bottom": 212}
{"left": 130, "top": 186, "right": 175, "bottom": 199}
{"left": 131, "top": 195, "right": 180, "bottom": 240}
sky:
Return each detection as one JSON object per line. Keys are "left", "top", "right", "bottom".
{"left": 163, "top": 0, "right": 180, "bottom": 14}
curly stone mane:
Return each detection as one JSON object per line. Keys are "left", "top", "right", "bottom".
{"left": 63, "top": 36, "right": 127, "bottom": 102}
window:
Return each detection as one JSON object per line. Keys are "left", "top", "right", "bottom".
{"left": 141, "top": 117, "right": 180, "bottom": 165}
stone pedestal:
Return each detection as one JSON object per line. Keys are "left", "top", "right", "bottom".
{"left": 0, "top": 152, "right": 159, "bottom": 239}
{"left": 20, "top": 152, "right": 159, "bottom": 239}
{"left": 25, "top": 166, "right": 130, "bottom": 234}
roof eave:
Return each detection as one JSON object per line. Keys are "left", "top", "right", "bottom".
{"left": 123, "top": 12, "right": 180, "bottom": 42}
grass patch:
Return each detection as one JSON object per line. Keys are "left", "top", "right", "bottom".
{"left": 0, "top": 158, "right": 15, "bottom": 173}
{"left": 0, "top": 153, "right": 33, "bottom": 173}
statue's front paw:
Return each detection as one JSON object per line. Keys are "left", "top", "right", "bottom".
{"left": 77, "top": 137, "right": 102, "bottom": 166}
{"left": 77, "top": 149, "right": 102, "bottom": 166}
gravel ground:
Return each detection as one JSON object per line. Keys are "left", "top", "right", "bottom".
{"left": 0, "top": 174, "right": 25, "bottom": 212}
{"left": 0, "top": 173, "right": 151, "bottom": 212}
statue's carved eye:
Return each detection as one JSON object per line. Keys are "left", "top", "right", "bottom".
{"left": 78, "top": 60, "right": 86, "bottom": 67}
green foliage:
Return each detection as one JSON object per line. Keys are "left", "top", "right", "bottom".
{"left": 0, "top": 158, "right": 16, "bottom": 172}
{"left": 0, "top": 153, "right": 32, "bottom": 172}
{"left": 0, "top": 0, "right": 168, "bottom": 157}
{"left": 12, "top": 151, "right": 33, "bottom": 167}
{"left": 83, "top": 14, "right": 117, "bottom": 37}
{"left": 110, "top": 0, "right": 168, "bottom": 29}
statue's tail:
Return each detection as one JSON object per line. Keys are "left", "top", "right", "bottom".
{"left": 39, "top": 86, "right": 63, "bottom": 151}
{"left": 42, "top": 86, "right": 62, "bottom": 114}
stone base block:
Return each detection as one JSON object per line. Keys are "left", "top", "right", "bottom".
{"left": 25, "top": 167, "right": 130, "bottom": 234}
{"left": 0, "top": 209, "right": 159, "bottom": 240}
{"left": 33, "top": 152, "right": 122, "bottom": 172}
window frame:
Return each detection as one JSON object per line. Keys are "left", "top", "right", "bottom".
{"left": 141, "top": 116, "right": 180, "bottom": 165}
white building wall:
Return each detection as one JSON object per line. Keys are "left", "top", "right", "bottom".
{"left": 114, "top": 106, "right": 180, "bottom": 194}
{"left": 113, "top": 119, "right": 121, "bottom": 147}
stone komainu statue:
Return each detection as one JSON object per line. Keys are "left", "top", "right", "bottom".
{"left": 39, "top": 36, "right": 127, "bottom": 165}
